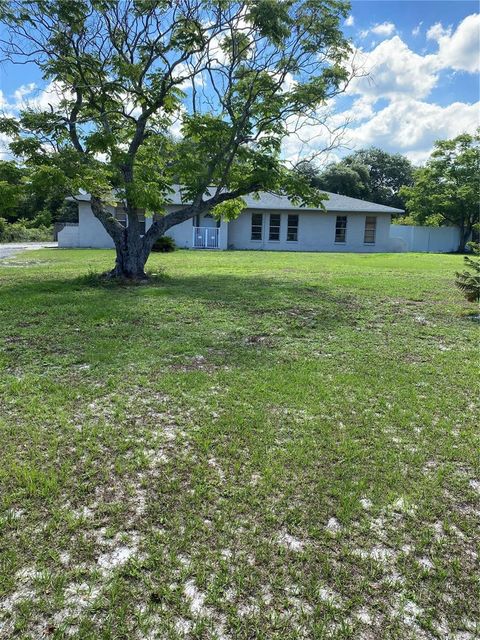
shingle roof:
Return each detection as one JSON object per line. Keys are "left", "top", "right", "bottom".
{"left": 239, "top": 190, "right": 404, "bottom": 213}
{"left": 72, "top": 185, "right": 404, "bottom": 214}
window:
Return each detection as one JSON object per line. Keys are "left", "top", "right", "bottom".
{"left": 269, "top": 213, "right": 281, "bottom": 241}
{"left": 251, "top": 213, "right": 263, "bottom": 240}
{"left": 115, "top": 210, "right": 145, "bottom": 233}
{"left": 138, "top": 213, "right": 146, "bottom": 235}
{"left": 115, "top": 209, "right": 127, "bottom": 228}
{"left": 364, "top": 216, "right": 377, "bottom": 244}
{"left": 335, "top": 216, "right": 347, "bottom": 243}
{"left": 287, "top": 214, "right": 299, "bottom": 241}
{"left": 193, "top": 215, "right": 200, "bottom": 227}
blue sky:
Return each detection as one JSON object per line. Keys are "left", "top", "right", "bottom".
{"left": 324, "top": 0, "right": 479, "bottom": 164}
{"left": 348, "top": 0, "right": 479, "bottom": 105}
{"left": 0, "top": 1, "right": 479, "bottom": 165}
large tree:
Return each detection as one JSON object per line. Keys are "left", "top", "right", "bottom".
{"left": 343, "top": 148, "right": 413, "bottom": 209}
{"left": 0, "top": 0, "right": 352, "bottom": 278}
{"left": 315, "top": 161, "right": 369, "bottom": 199}
{"left": 400, "top": 132, "right": 480, "bottom": 252}
{"left": 296, "top": 148, "right": 414, "bottom": 210}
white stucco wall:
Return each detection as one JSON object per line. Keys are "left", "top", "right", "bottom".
{"left": 227, "top": 210, "right": 392, "bottom": 252}
{"left": 60, "top": 204, "right": 393, "bottom": 252}
{"left": 57, "top": 223, "right": 80, "bottom": 247}
{"left": 78, "top": 202, "right": 115, "bottom": 248}
{"left": 61, "top": 203, "right": 229, "bottom": 249}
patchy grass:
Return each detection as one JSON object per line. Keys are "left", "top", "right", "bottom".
{"left": 0, "top": 249, "right": 478, "bottom": 640}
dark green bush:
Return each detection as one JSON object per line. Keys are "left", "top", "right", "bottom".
{"left": 0, "top": 217, "right": 53, "bottom": 242}
{"left": 151, "top": 236, "right": 176, "bottom": 252}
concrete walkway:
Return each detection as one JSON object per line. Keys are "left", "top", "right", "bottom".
{"left": 0, "top": 242, "right": 57, "bottom": 260}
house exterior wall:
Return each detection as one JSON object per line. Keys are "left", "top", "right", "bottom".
{"left": 227, "top": 210, "right": 392, "bottom": 252}
{"left": 78, "top": 202, "right": 115, "bottom": 248}
{"left": 64, "top": 203, "right": 229, "bottom": 250}
{"left": 61, "top": 205, "right": 462, "bottom": 254}
{"left": 160, "top": 207, "right": 228, "bottom": 250}
{"left": 57, "top": 223, "right": 79, "bottom": 247}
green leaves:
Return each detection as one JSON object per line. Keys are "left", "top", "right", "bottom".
{"left": 0, "top": 117, "right": 20, "bottom": 137}
{"left": 401, "top": 130, "right": 480, "bottom": 241}
{"left": 0, "top": 0, "right": 352, "bottom": 237}
{"left": 212, "top": 197, "right": 247, "bottom": 221}
{"left": 170, "top": 17, "right": 206, "bottom": 52}
{"left": 246, "top": 0, "right": 292, "bottom": 45}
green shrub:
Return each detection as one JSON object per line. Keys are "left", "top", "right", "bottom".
{"left": 0, "top": 218, "right": 53, "bottom": 242}
{"left": 455, "top": 242, "right": 480, "bottom": 303}
{"left": 151, "top": 236, "right": 176, "bottom": 252}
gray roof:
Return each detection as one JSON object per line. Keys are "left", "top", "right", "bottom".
{"left": 72, "top": 185, "right": 404, "bottom": 214}
{"left": 238, "top": 190, "right": 403, "bottom": 213}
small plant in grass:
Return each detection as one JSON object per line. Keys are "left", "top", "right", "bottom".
{"left": 455, "top": 242, "right": 480, "bottom": 302}
{"left": 151, "top": 236, "right": 176, "bottom": 253}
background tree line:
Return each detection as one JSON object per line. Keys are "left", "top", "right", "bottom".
{"left": 296, "top": 146, "right": 414, "bottom": 210}
{"left": 0, "top": 161, "right": 77, "bottom": 241}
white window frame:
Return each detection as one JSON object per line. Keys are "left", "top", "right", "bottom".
{"left": 138, "top": 213, "right": 146, "bottom": 235}
{"left": 364, "top": 216, "right": 377, "bottom": 244}
{"left": 115, "top": 209, "right": 127, "bottom": 228}
{"left": 268, "top": 213, "right": 281, "bottom": 241}
{"left": 335, "top": 216, "right": 347, "bottom": 243}
{"left": 115, "top": 209, "right": 145, "bottom": 235}
{"left": 251, "top": 213, "right": 263, "bottom": 241}
{"left": 287, "top": 214, "right": 299, "bottom": 242}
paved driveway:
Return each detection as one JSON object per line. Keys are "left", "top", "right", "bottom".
{"left": 0, "top": 242, "right": 57, "bottom": 260}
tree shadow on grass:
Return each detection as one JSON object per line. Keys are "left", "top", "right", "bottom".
{"left": 1, "top": 271, "right": 362, "bottom": 371}
{"left": 2, "top": 269, "right": 361, "bottom": 323}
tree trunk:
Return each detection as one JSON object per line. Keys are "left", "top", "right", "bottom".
{"left": 110, "top": 231, "right": 148, "bottom": 279}
{"left": 457, "top": 223, "right": 471, "bottom": 254}
{"left": 89, "top": 195, "right": 153, "bottom": 279}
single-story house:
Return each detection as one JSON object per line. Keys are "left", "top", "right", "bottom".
{"left": 59, "top": 187, "right": 405, "bottom": 252}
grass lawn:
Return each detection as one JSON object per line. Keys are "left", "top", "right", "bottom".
{"left": 0, "top": 249, "right": 478, "bottom": 640}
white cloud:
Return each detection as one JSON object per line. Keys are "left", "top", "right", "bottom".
{"left": 168, "top": 105, "right": 187, "bottom": 139}
{"left": 13, "top": 83, "right": 36, "bottom": 103}
{"left": 347, "top": 14, "right": 480, "bottom": 106}
{"left": 283, "top": 94, "right": 479, "bottom": 166}
{"left": 0, "top": 132, "right": 12, "bottom": 160}
{"left": 283, "top": 12, "right": 480, "bottom": 166}
{"left": 346, "top": 99, "right": 480, "bottom": 164}
{"left": 426, "top": 22, "right": 449, "bottom": 41}
{"left": 172, "top": 62, "right": 205, "bottom": 90}
{"left": 370, "top": 22, "right": 396, "bottom": 37}
{"left": 348, "top": 36, "right": 438, "bottom": 102}
{"left": 360, "top": 21, "right": 396, "bottom": 38}
{"left": 412, "top": 22, "right": 423, "bottom": 37}
{"left": 427, "top": 13, "right": 480, "bottom": 72}
{"left": 345, "top": 15, "right": 354, "bottom": 27}
{"left": 10, "top": 80, "right": 71, "bottom": 112}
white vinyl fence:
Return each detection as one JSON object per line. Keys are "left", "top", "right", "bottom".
{"left": 389, "top": 225, "right": 461, "bottom": 253}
